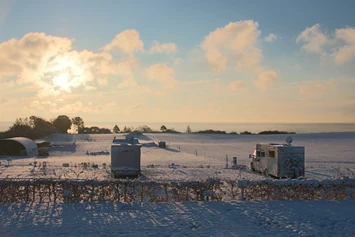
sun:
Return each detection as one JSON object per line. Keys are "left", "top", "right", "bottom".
{"left": 53, "top": 72, "right": 70, "bottom": 90}
{"left": 45, "top": 55, "right": 84, "bottom": 94}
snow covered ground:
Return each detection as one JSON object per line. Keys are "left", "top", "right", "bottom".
{"left": 1, "top": 132, "right": 355, "bottom": 180}
{"left": 1, "top": 132, "right": 355, "bottom": 236}
{"left": 1, "top": 200, "right": 355, "bottom": 236}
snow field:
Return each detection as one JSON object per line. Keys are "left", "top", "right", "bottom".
{"left": 1, "top": 132, "right": 355, "bottom": 236}
{"left": 1, "top": 132, "right": 355, "bottom": 181}
{"left": 0, "top": 200, "right": 354, "bottom": 236}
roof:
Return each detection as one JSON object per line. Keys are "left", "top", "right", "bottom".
{"left": 2, "top": 137, "right": 38, "bottom": 156}
{"left": 256, "top": 143, "right": 304, "bottom": 149}
{"left": 112, "top": 143, "right": 142, "bottom": 147}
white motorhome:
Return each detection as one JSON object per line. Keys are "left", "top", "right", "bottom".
{"left": 249, "top": 136, "right": 305, "bottom": 178}
{"left": 111, "top": 143, "right": 141, "bottom": 178}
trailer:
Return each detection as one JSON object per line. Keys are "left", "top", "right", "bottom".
{"left": 111, "top": 143, "right": 141, "bottom": 178}
{"left": 249, "top": 136, "right": 305, "bottom": 178}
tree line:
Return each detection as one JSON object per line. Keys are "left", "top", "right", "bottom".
{"left": 0, "top": 117, "right": 296, "bottom": 140}
{"left": 0, "top": 115, "right": 113, "bottom": 140}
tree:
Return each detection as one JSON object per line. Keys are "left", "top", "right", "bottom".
{"left": 113, "top": 125, "right": 120, "bottom": 133}
{"left": 122, "top": 126, "right": 132, "bottom": 133}
{"left": 135, "top": 125, "right": 153, "bottom": 133}
{"left": 160, "top": 125, "right": 167, "bottom": 132}
{"left": 186, "top": 125, "right": 192, "bottom": 133}
{"left": 29, "top": 116, "right": 54, "bottom": 136}
{"left": 52, "top": 115, "right": 72, "bottom": 133}
{"left": 72, "top": 117, "right": 85, "bottom": 133}
{"left": 7, "top": 117, "right": 33, "bottom": 138}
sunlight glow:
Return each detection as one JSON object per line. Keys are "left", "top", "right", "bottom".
{"left": 54, "top": 72, "right": 69, "bottom": 88}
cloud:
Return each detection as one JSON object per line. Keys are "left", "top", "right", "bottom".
{"left": 201, "top": 20, "right": 262, "bottom": 71}
{"left": 0, "top": 32, "right": 142, "bottom": 98}
{"left": 297, "top": 24, "right": 355, "bottom": 64}
{"left": 84, "top": 85, "right": 97, "bottom": 91}
{"left": 201, "top": 21, "right": 278, "bottom": 90}
{"left": 102, "top": 29, "right": 144, "bottom": 55}
{"left": 254, "top": 69, "right": 279, "bottom": 90}
{"left": 300, "top": 79, "right": 337, "bottom": 96}
{"left": 333, "top": 28, "right": 355, "bottom": 64}
{"left": 296, "top": 24, "right": 330, "bottom": 53}
{"left": 145, "top": 63, "right": 178, "bottom": 93}
{"left": 149, "top": 41, "right": 177, "bottom": 53}
{"left": 264, "top": 33, "right": 279, "bottom": 42}
{"left": 29, "top": 100, "right": 44, "bottom": 110}
{"left": 228, "top": 80, "right": 247, "bottom": 91}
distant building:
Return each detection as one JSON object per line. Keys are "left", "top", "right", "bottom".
{"left": 0, "top": 137, "right": 38, "bottom": 157}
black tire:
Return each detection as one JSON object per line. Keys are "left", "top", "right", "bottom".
{"left": 250, "top": 162, "right": 255, "bottom": 171}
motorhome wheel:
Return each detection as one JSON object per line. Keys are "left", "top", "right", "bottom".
{"left": 263, "top": 168, "right": 269, "bottom": 177}
{"left": 250, "top": 162, "right": 255, "bottom": 171}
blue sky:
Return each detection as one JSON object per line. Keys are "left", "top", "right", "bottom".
{"left": 3, "top": 0, "right": 355, "bottom": 50}
{"left": 0, "top": 0, "right": 355, "bottom": 123}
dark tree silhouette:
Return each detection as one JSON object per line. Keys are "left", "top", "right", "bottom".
{"left": 113, "top": 125, "right": 120, "bottom": 133}
{"left": 52, "top": 115, "right": 72, "bottom": 133}
{"left": 160, "top": 125, "right": 167, "bottom": 132}
{"left": 72, "top": 117, "right": 85, "bottom": 133}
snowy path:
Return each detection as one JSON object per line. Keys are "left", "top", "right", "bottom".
{"left": 1, "top": 200, "right": 355, "bottom": 236}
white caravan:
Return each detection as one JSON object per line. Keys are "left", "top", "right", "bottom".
{"left": 111, "top": 143, "right": 141, "bottom": 178}
{"left": 249, "top": 136, "right": 305, "bottom": 178}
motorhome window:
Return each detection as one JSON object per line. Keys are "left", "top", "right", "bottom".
{"left": 260, "top": 151, "right": 265, "bottom": 157}
{"left": 269, "top": 151, "right": 275, "bottom": 158}
{"left": 256, "top": 151, "right": 261, "bottom": 157}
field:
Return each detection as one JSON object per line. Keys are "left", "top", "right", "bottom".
{"left": 1, "top": 132, "right": 355, "bottom": 180}
{"left": 1, "top": 132, "right": 355, "bottom": 236}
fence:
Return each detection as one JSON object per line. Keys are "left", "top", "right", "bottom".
{"left": 0, "top": 177, "right": 354, "bottom": 203}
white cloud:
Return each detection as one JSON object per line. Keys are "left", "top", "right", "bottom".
{"left": 102, "top": 29, "right": 144, "bottom": 55}
{"left": 264, "top": 33, "right": 279, "bottom": 42}
{"left": 0, "top": 32, "right": 143, "bottom": 98}
{"left": 201, "top": 20, "right": 262, "bottom": 71}
{"left": 296, "top": 24, "right": 330, "bottom": 53}
{"left": 254, "top": 69, "right": 279, "bottom": 90}
{"left": 29, "top": 100, "right": 44, "bottom": 110}
{"left": 84, "top": 85, "right": 97, "bottom": 91}
{"left": 333, "top": 28, "right": 355, "bottom": 64}
{"left": 150, "top": 41, "right": 177, "bottom": 53}
{"left": 297, "top": 24, "right": 355, "bottom": 64}
{"left": 145, "top": 63, "right": 178, "bottom": 93}
{"left": 228, "top": 80, "right": 247, "bottom": 91}
{"left": 201, "top": 21, "right": 278, "bottom": 90}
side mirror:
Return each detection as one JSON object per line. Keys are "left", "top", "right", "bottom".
{"left": 249, "top": 154, "right": 252, "bottom": 158}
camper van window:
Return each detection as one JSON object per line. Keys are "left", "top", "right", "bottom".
{"left": 269, "top": 151, "right": 275, "bottom": 158}
{"left": 256, "top": 151, "right": 261, "bottom": 157}
{"left": 260, "top": 151, "right": 265, "bottom": 157}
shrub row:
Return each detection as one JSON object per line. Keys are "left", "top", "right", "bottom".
{"left": 0, "top": 177, "right": 353, "bottom": 203}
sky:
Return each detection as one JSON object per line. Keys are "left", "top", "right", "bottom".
{"left": 0, "top": 0, "right": 355, "bottom": 124}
